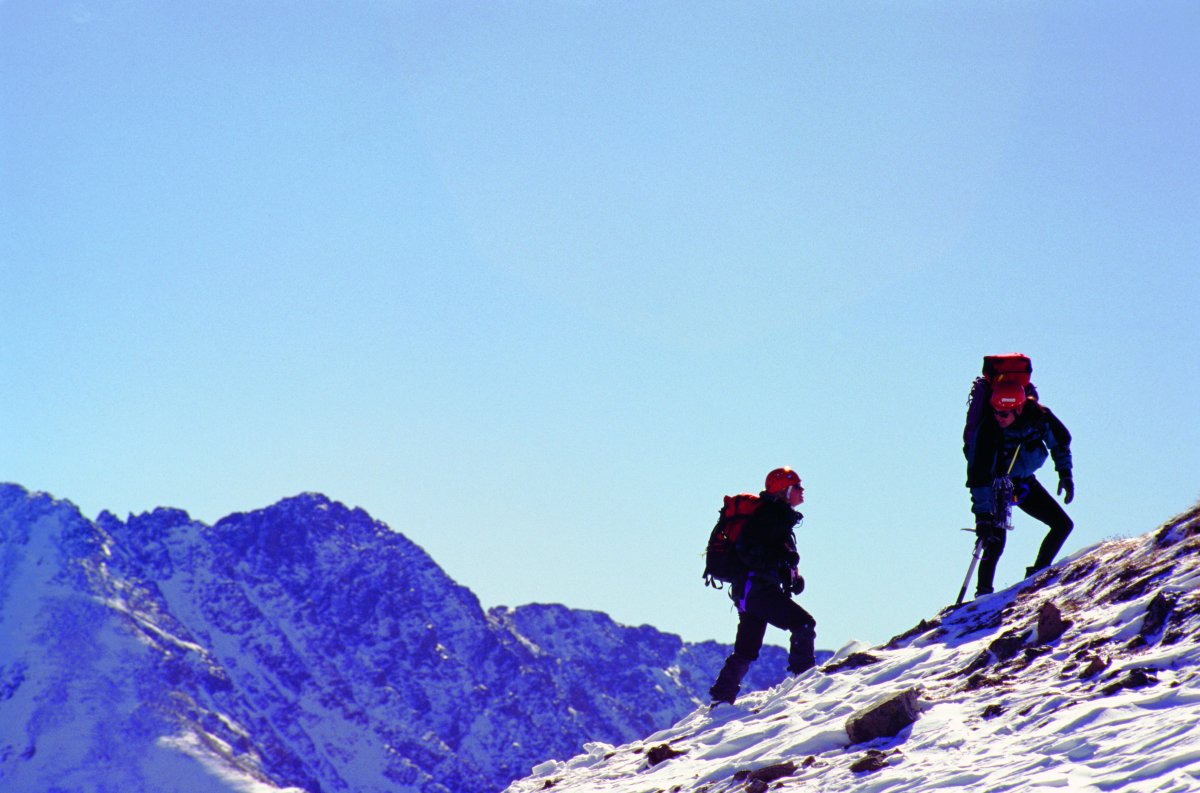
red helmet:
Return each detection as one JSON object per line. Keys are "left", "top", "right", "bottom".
{"left": 765, "top": 467, "right": 801, "bottom": 494}
{"left": 990, "top": 380, "right": 1027, "bottom": 411}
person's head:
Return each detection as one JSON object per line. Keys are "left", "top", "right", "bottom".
{"left": 765, "top": 467, "right": 804, "bottom": 507}
{"left": 990, "top": 380, "right": 1026, "bottom": 428}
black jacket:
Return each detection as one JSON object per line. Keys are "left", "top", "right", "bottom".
{"left": 965, "top": 401, "right": 1072, "bottom": 514}
{"left": 735, "top": 492, "right": 801, "bottom": 583}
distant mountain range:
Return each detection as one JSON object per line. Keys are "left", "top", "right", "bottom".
{"left": 0, "top": 485, "right": 789, "bottom": 792}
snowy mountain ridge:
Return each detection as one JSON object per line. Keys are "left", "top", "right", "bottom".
{"left": 0, "top": 484, "right": 788, "bottom": 793}
{"left": 507, "top": 501, "right": 1200, "bottom": 792}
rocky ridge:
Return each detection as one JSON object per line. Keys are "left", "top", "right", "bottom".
{"left": 507, "top": 501, "right": 1200, "bottom": 791}
{"left": 0, "top": 484, "right": 787, "bottom": 792}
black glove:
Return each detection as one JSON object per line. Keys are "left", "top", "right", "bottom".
{"left": 1057, "top": 473, "right": 1074, "bottom": 504}
{"left": 787, "top": 567, "right": 805, "bottom": 595}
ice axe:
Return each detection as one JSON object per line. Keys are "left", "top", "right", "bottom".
{"left": 955, "top": 537, "right": 984, "bottom": 606}
{"left": 955, "top": 445, "right": 1021, "bottom": 606}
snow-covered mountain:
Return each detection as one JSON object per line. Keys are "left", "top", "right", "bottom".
{"left": 0, "top": 484, "right": 788, "bottom": 793}
{"left": 505, "top": 501, "right": 1200, "bottom": 792}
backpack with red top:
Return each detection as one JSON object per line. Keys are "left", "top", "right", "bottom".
{"left": 963, "top": 353, "right": 1039, "bottom": 453}
{"left": 702, "top": 493, "right": 759, "bottom": 588}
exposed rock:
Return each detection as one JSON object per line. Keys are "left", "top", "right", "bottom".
{"left": 733, "top": 761, "right": 798, "bottom": 789}
{"left": 885, "top": 618, "right": 940, "bottom": 649}
{"left": 1061, "top": 650, "right": 1110, "bottom": 680}
{"left": 1035, "top": 601, "right": 1070, "bottom": 644}
{"left": 960, "top": 629, "right": 1028, "bottom": 678}
{"left": 747, "top": 761, "right": 796, "bottom": 783}
{"left": 1140, "top": 591, "right": 1178, "bottom": 641}
{"left": 988, "top": 630, "right": 1027, "bottom": 663}
{"left": 958, "top": 652, "right": 992, "bottom": 678}
{"left": 962, "top": 603, "right": 1068, "bottom": 680}
{"left": 1059, "top": 559, "right": 1098, "bottom": 585}
{"left": 1080, "top": 655, "right": 1111, "bottom": 679}
{"left": 1163, "top": 595, "right": 1200, "bottom": 646}
{"left": 1079, "top": 634, "right": 1116, "bottom": 652}
{"left": 1100, "top": 667, "right": 1160, "bottom": 696}
{"left": 646, "top": 744, "right": 687, "bottom": 767}
{"left": 947, "top": 606, "right": 1006, "bottom": 636}
{"left": 1107, "top": 563, "right": 1172, "bottom": 604}
{"left": 845, "top": 689, "right": 921, "bottom": 744}
{"left": 849, "top": 749, "right": 894, "bottom": 773}
{"left": 964, "top": 673, "right": 1006, "bottom": 692}
{"left": 981, "top": 704, "right": 1005, "bottom": 719}
{"left": 1154, "top": 505, "right": 1200, "bottom": 547}
{"left": 1021, "top": 646, "right": 1053, "bottom": 664}
{"left": 824, "top": 652, "right": 882, "bottom": 674}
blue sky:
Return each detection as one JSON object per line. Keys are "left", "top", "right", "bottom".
{"left": 3, "top": 1, "right": 1197, "bottom": 651}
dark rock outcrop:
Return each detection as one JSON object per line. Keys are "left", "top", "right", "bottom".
{"left": 1035, "top": 601, "right": 1070, "bottom": 644}
{"left": 645, "top": 744, "right": 686, "bottom": 767}
{"left": 849, "top": 749, "right": 897, "bottom": 773}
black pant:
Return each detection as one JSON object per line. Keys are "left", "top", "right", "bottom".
{"left": 977, "top": 477, "right": 1073, "bottom": 594}
{"left": 709, "top": 573, "right": 816, "bottom": 703}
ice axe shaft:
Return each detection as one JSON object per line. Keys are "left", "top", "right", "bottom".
{"left": 959, "top": 446, "right": 1021, "bottom": 604}
{"left": 955, "top": 537, "right": 984, "bottom": 606}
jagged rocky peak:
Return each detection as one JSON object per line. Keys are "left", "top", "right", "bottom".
{"left": 1, "top": 483, "right": 790, "bottom": 793}
{"left": 0, "top": 484, "right": 96, "bottom": 552}
{"left": 209, "top": 493, "right": 456, "bottom": 593}
{"left": 97, "top": 505, "right": 195, "bottom": 537}
{"left": 212, "top": 491, "right": 380, "bottom": 557}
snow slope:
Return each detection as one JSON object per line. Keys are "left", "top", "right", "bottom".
{"left": 507, "top": 502, "right": 1200, "bottom": 792}
{"left": 0, "top": 484, "right": 788, "bottom": 793}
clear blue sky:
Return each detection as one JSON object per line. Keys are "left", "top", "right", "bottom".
{"left": 3, "top": 2, "right": 1198, "bottom": 651}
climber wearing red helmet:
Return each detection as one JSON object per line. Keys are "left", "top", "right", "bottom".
{"left": 709, "top": 467, "right": 816, "bottom": 706}
{"left": 965, "top": 379, "right": 1075, "bottom": 597}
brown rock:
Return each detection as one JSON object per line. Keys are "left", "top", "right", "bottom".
{"left": 646, "top": 743, "right": 686, "bottom": 767}
{"left": 1079, "top": 655, "right": 1110, "bottom": 679}
{"left": 845, "top": 689, "right": 921, "bottom": 744}
{"left": 1140, "top": 591, "right": 1177, "bottom": 640}
{"left": 1100, "top": 667, "right": 1159, "bottom": 696}
{"left": 824, "top": 652, "right": 882, "bottom": 674}
{"left": 748, "top": 761, "right": 797, "bottom": 783}
{"left": 1036, "top": 601, "right": 1070, "bottom": 644}
{"left": 988, "top": 630, "right": 1026, "bottom": 663}
{"left": 849, "top": 749, "right": 891, "bottom": 773}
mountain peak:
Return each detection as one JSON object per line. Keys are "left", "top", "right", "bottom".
{"left": 0, "top": 485, "right": 789, "bottom": 792}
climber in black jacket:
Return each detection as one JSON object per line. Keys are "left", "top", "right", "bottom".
{"left": 709, "top": 467, "right": 817, "bottom": 706}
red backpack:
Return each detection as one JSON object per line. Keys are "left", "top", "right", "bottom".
{"left": 703, "top": 494, "right": 759, "bottom": 588}
{"left": 963, "top": 353, "right": 1039, "bottom": 452}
